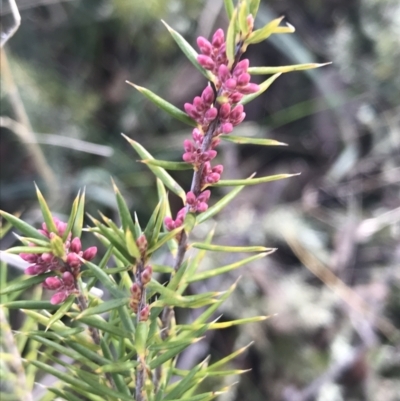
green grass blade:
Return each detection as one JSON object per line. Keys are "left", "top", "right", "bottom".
{"left": 210, "top": 173, "right": 299, "bottom": 187}
{"left": 248, "top": 62, "right": 331, "bottom": 75}
{"left": 220, "top": 135, "right": 287, "bottom": 146}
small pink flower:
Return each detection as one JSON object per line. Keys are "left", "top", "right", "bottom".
{"left": 211, "top": 29, "right": 225, "bottom": 48}
{"left": 201, "top": 86, "right": 214, "bottom": 105}
{"left": 50, "top": 291, "right": 69, "bottom": 305}
{"left": 197, "top": 55, "right": 215, "bottom": 70}
{"left": 82, "top": 246, "right": 97, "bottom": 261}
{"left": 43, "top": 276, "right": 63, "bottom": 290}
{"left": 67, "top": 252, "right": 81, "bottom": 268}
{"left": 141, "top": 265, "right": 153, "bottom": 286}
{"left": 69, "top": 237, "right": 82, "bottom": 253}
{"left": 197, "top": 36, "right": 213, "bottom": 55}
{"left": 239, "top": 83, "right": 260, "bottom": 94}
{"left": 20, "top": 253, "right": 39, "bottom": 263}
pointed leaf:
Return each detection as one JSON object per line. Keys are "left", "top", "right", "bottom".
{"left": 226, "top": 8, "right": 238, "bottom": 67}
{"left": 46, "top": 294, "right": 76, "bottom": 330}
{"left": 141, "top": 159, "right": 193, "bottom": 170}
{"left": 207, "top": 342, "right": 254, "bottom": 371}
{"left": 83, "top": 260, "right": 124, "bottom": 298}
{"left": 3, "top": 300, "right": 59, "bottom": 310}
{"left": 187, "top": 252, "right": 273, "bottom": 283}
{"left": 151, "top": 193, "right": 167, "bottom": 246}
{"left": 147, "top": 226, "right": 183, "bottom": 254}
{"left": 220, "top": 135, "right": 287, "bottom": 146}
{"left": 75, "top": 297, "right": 130, "bottom": 319}
{"left": 95, "top": 360, "right": 138, "bottom": 374}
{"left": 72, "top": 190, "right": 86, "bottom": 238}
{"left": 123, "top": 135, "right": 186, "bottom": 202}
{"left": 210, "top": 173, "right": 299, "bottom": 187}
{"left": 161, "top": 20, "right": 214, "bottom": 82}
{"left": 223, "top": 0, "right": 234, "bottom": 20}
{"left": 238, "top": 0, "right": 250, "bottom": 37}
{"left": 152, "top": 264, "right": 174, "bottom": 274}
{"left": 248, "top": 62, "right": 332, "bottom": 75}
{"left": 35, "top": 184, "right": 57, "bottom": 233}
{"left": 62, "top": 191, "right": 80, "bottom": 241}
{"left": 246, "top": 17, "right": 295, "bottom": 45}
{"left": 126, "top": 81, "right": 196, "bottom": 127}
{"left": 183, "top": 212, "right": 196, "bottom": 233}
{"left": 191, "top": 242, "right": 272, "bottom": 253}
{"left": 248, "top": 0, "right": 261, "bottom": 17}
{"left": 5, "top": 245, "right": 51, "bottom": 255}
{"left": 125, "top": 228, "right": 141, "bottom": 259}
{"left": 197, "top": 175, "right": 255, "bottom": 224}
{"left": 241, "top": 72, "right": 281, "bottom": 105}
{"left": 208, "top": 315, "right": 270, "bottom": 329}
{"left": 144, "top": 199, "right": 161, "bottom": 244}
{"left": 0, "top": 272, "right": 53, "bottom": 295}
{"left": 149, "top": 337, "right": 201, "bottom": 352}
{"left": 111, "top": 179, "right": 136, "bottom": 237}
{"left": 0, "top": 211, "right": 47, "bottom": 240}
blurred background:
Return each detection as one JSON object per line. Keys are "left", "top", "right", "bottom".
{"left": 1, "top": 0, "right": 400, "bottom": 400}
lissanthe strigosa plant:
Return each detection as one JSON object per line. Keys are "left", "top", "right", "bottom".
{"left": 0, "top": 1, "right": 329, "bottom": 400}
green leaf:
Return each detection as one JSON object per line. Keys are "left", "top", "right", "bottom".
{"left": 187, "top": 252, "right": 273, "bottom": 283}
{"left": 210, "top": 173, "right": 299, "bottom": 187}
{"left": 3, "top": 300, "right": 60, "bottom": 310}
{"left": 95, "top": 360, "right": 138, "bottom": 374}
{"left": 126, "top": 81, "right": 196, "bottom": 127}
{"left": 149, "top": 337, "right": 201, "bottom": 352}
{"left": 111, "top": 179, "right": 136, "bottom": 237}
{"left": 208, "top": 315, "right": 270, "bottom": 329}
{"left": 5, "top": 246, "right": 51, "bottom": 254}
{"left": 248, "top": 0, "right": 261, "bottom": 17}
{"left": 98, "top": 211, "right": 124, "bottom": 241}
{"left": 238, "top": 0, "right": 250, "bottom": 36}
{"left": 72, "top": 190, "right": 86, "bottom": 238}
{"left": 35, "top": 184, "right": 57, "bottom": 234}
{"left": 248, "top": 62, "right": 331, "bottom": 75}
{"left": 191, "top": 242, "right": 272, "bottom": 253}
{"left": 75, "top": 297, "right": 130, "bottom": 319}
{"left": 220, "top": 135, "right": 287, "bottom": 146}
{"left": 48, "top": 387, "right": 86, "bottom": 401}
{"left": 0, "top": 211, "right": 47, "bottom": 240}
{"left": 83, "top": 260, "right": 124, "bottom": 299}
{"left": 223, "top": 0, "right": 234, "bottom": 20}
{"left": 151, "top": 193, "right": 167, "bottom": 246}
{"left": 226, "top": 8, "right": 238, "bottom": 67}
{"left": 0, "top": 273, "right": 53, "bottom": 295}
{"left": 161, "top": 20, "right": 214, "bottom": 82}
{"left": 183, "top": 212, "right": 196, "bottom": 233}
{"left": 196, "top": 175, "right": 255, "bottom": 225}
{"left": 246, "top": 16, "right": 295, "bottom": 45}
{"left": 135, "top": 321, "right": 148, "bottom": 359}
{"left": 241, "top": 72, "right": 281, "bottom": 105}
{"left": 62, "top": 191, "right": 80, "bottom": 241}
{"left": 125, "top": 228, "right": 141, "bottom": 259}
{"left": 0, "top": 219, "right": 14, "bottom": 239}
{"left": 143, "top": 199, "right": 162, "bottom": 245}
{"left": 152, "top": 264, "right": 174, "bottom": 274}
{"left": 207, "top": 342, "right": 253, "bottom": 371}
{"left": 151, "top": 291, "right": 220, "bottom": 308}
{"left": 141, "top": 159, "right": 193, "bottom": 171}
{"left": 147, "top": 227, "right": 183, "bottom": 254}
{"left": 29, "top": 334, "right": 99, "bottom": 370}
{"left": 46, "top": 294, "right": 76, "bottom": 330}
{"left": 164, "top": 358, "right": 208, "bottom": 400}
{"left": 123, "top": 135, "right": 187, "bottom": 202}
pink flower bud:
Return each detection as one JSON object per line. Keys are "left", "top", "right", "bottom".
{"left": 237, "top": 73, "right": 251, "bottom": 86}
{"left": 182, "top": 152, "right": 195, "bottom": 163}
{"left": 56, "top": 221, "right": 67, "bottom": 236}
{"left": 20, "top": 253, "right": 38, "bottom": 263}
{"left": 233, "top": 59, "right": 249, "bottom": 76}
{"left": 164, "top": 217, "right": 175, "bottom": 231}
{"left": 25, "top": 264, "right": 46, "bottom": 275}
{"left": 211, "top": 137, "right": 221, "bottom": 148}
{"left": 205, "top": 172, "right": 221, "bottom": 184}
{"left": 197, "top": 55, "right": 215, "bottom": 70}
{"left": 184, "top": 103, "right": 201, "bottom": 119}
{"left": 219, "top": 103, "right": 231, "bottom": 120}
{"left": 201, "top": 150, "right": 217, "bottom": 162}
{"left": 218, "top": 65, "right": 230, "bottom": 83}
{"left": 141, "top": 265, "right": 153, "bottom": 286}
{"left": 82, "top": 246, "right": 97, "bottom": 261}
{"left": 139, "top": 305, "right": 150, "bottom": 321}
{"left": 212, "top": 29, "right": 225, "bottom": 48}
{"left": 186, "top": 191, "right": 196, "bottom": 205}
{"left": 230, "top": 104, "right": 244, "bottom": 121}
{"left": 67, "top": 252, "right": 81, "bottom": 268}
{"left": 197, "top": 36, "right": 213, "bottom": 55}
{"left": 201, "top": 86, "right": 214, "bottom": 105}
{"left": 213, "top": 165, "right": 224, "bottom": 174}
{"left": 205, "top": 107, "right": 218, "bottom": 121}
{"left": 221, "top": 122, "right": 233, "bottom": 134}
{"left": 43, "top": 276, "right": 63, "bottom": 290}
{"left": 50, "top": 291, "right": 68, "bottom": 305}
{"left": 197, "top": 202, "right": 209, "bottom": 213}
{"left": 224, "top": 78, "right": 237, "bottom": 90}
{"left": 177, "top": 208, "right": 187, "bottom": 220}
{"left": 193, "top": 96, "right": 205, "bottom": 111}
{"left": 130, "top": 282, "right": 142, "bottom": 297}
{"left": 183, "top": 139, "right": 194, "bottom": 153}
{"left": 41, "top": 222, "right": 49, "bottom": 232}
{"left": 239, "top": 83, "right": 260, "bottom": 94}
{"left": 62, "top": 271, "right": 75, "bottom": 287}
{"left": 69, "top": 237, "right": 82, "bottom": 253}
{"left": 229, "top": 93, "right": 244, "bottom": 103}
{"left": 136, "top": 235, "right": 148, "bottom": 253}
{"left": 40, "top": 252, "right": 54, "bottom": 263}
{"left": 232, "top": 112, "right": 246, "bottom": 126}
{"left": 198, "top": 190, "right": 211, "bottom": 203}
{"left": 38, "top": 229, "right": 49, "bottom": 237}
{"left": 192, "top": 128, "right": 203, "bottom": 144}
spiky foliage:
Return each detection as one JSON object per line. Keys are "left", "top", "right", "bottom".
{"left": 0, "top": 1, "right": 328, "bottom": 400}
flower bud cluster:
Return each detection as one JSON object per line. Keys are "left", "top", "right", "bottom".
{"left": 129, "top": 264, "right": 152, "bottom": 321}
{"left": 20, "top": 217, "right": 97, "bottom": 304}
{"left": 165, "top": 27, "right": 258, "bottom": 231}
